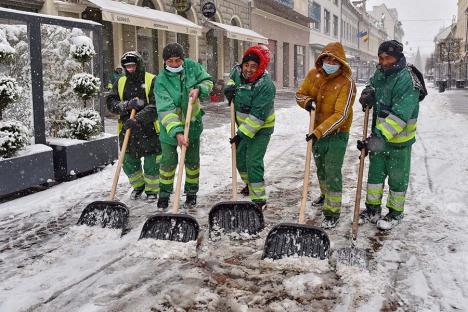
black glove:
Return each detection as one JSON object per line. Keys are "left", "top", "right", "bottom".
{"left": 117, "top": 100, "right": 129, "bottom": 113}
{"left": 359, "top": 86, "right": 376, "bottom": 112}
{"left": 224, "top": 84, "right": 236, "bottom": 104}
{"left": 305, "top": 133, "right": 317, "bottom": 144}
{"left": 127, "top": 98, "right": 145, "bottom": 111}
{"left": 123, "top": 118, "right": 140, "bottom": 130}
{"left": 305, "top": 100, "right": 316, "bottom": 112}
{"left": 357, "top": 139, "right": 369, "bottom": 157}
{"left": 229, "top": 134, "right": 241, "bottom": 146}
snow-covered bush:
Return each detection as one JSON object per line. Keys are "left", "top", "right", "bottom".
{"left": 0, "top": 76, "right": 20, "bottom": 112}
{"left": 58, "top": 108, "right": 102, "bottom": 140}
{"left": 0, "top": 120, "right": 29, "bottom": 158}
{"left": 70, "top": 73, "right": 101, "bottom": 101}
{"left": 70, "top": 35, "right": 96, "bottom": 64}
{"left": 0, "top": 42, "right": 15, "bottom": 63}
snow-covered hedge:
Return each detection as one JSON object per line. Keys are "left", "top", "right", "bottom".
{"left": 70, "top": 73, "right": 101, "bottom": 101}
{"left": 0, "top": 42, "right": 15, "bottom": 63}
{"left": 0, "top": 76, "right": 20, "bottom": 112}
{"left": 0, "top": 120, "right": 29, "bottom": 158}
{"left": 58, "top": 108, "right": 102, "bottom": 140}
{"left": 70, "top": 35, "right": 96, "bottom": 64}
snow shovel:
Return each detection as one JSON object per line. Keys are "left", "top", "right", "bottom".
{"left": 208, "top": 100, "right": 264, "bottom": 237}
{"left": 332, "top": 107, "right": 370, "bottom": 268}
{"left": 139, "top": 97, "right": 199, "bottom": 243}
{"left": 262, "top": 110, "right": 330, "bottom": 260}
{"left": 76, "top": 109, "right": 136, "bottom": 231}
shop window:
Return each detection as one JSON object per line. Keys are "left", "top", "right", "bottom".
{"left": 309, "top": 2, "right": 321, "bottom": 31}
{"left": 294, "top": 45, "right": 305, "bottom": 87}
{"left": 267, "top": 40, "right": 277, "bottom": 82}
{"left": 324, "top": 10, "right": 330, "bottom": 34}
{"left": 283, "top": 42, "right": 289, "bottom": 87}
{"left": 333, "top": 15, "right": 338, "bottom": 37}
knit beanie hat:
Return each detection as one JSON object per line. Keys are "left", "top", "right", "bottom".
{"left": 378, "top": 40, "right": 404, "bottom": 59}
{"left": 241, "top": 53, "right": 260, "bottom": 65}
{"left": 163, "top": 43, "right": 185, "bottom": 61}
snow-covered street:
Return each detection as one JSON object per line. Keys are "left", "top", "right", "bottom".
{"left": 1, "top": 86, "right": 467, "bottom": 311}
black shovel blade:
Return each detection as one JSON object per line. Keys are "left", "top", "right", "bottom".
{"left": 208, "top": 201, "right": 264, "bottom": 237}
{"left": 262, "top": 223, "right": 330, "bottom": 260}
{"left": 77, "top": 201, "right": 129, "bottom": 230}
{"left": 332, "top": 246, "right": 369, "bottom": 268}
{"left": 138, "top": 213, "right": 199, "bottom": 242}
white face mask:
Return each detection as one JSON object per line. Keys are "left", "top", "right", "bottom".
{"left": 166, "top": 65, "right": 184, "bottom": 73}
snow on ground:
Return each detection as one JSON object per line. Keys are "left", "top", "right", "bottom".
{"left": 1, "top": 86, "right": 467, "bottom": 311}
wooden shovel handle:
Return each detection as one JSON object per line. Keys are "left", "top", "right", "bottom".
{"left": 352, "top": 107, "right": 370, "bottom": 239}
{"left": 172, "top": 97, "right": 195, "bottom": 213}
{"left": 109, "top": 109, "right": 137, "bottom": 201}
{"left": 230, "top": 101, "right": 238, "bottom": 201}
{"left": 299, "top": 110, "right": 315, "bottom": 224}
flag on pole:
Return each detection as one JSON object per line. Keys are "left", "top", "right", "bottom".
{"left": 357, "top": 31, "right": 369, "bottom": 42}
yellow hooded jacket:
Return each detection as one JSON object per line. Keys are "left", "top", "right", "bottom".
{"left": 296, "top": 42, "right": 356, "bottom": 139}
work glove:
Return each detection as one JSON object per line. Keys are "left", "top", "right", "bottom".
{"left": 224, "top": 84, "right": 236, "bottom": 104}
{"left": 229, "top": 134, "right": 241, "bottom": 147}
{"left": 305, "top": 100, "right": 316, "bottom": 112}
{"left": 117, "top": 100, "right": 129, "bottom": 113}
{"left": 123, "top": 118, "right": 140, "bottom": 131}
{"left": 359, "top": 135, "right": 385, "bottom": 153}
{"left": 356, "top": 139, "right": 369, "bottom": 157}
{"left": 127, "top": 98, "right": 145, "bottom": 112}
{"left": 359, "top": 86, "right": 376, "bottom": 112}
{"left": 305, "top": 133, "right": 317, "bottom": 145}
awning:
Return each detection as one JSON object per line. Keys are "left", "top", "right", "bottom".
{"left": 88, "top": 0, "right": 202, "bottom": 36}
{"left": 208, "top": 21, "right": 268, "bottom": 44}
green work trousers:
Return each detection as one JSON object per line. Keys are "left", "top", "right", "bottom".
{"left": 365, "top": 146, "right": 412, "bottom": 213}
{"left": 122, "top": 153, "right": 161, "bottom": 194}
{"left": 312, "top": 132, "right": 349, "bottom": 217}
{"left": 159, "top": 139, "right": 200, "bottom": 198}
{"left": 237, "top": 133, "right": 271, "bottom": 203}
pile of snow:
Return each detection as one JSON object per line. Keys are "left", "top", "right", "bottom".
{"left": 130, "top": 239, "right": 197, "bottom": 259}
{"left": 69, "top": 35, "right": 96, "bottom": 63}
{"left": 0, "top": 120, "right": 29, "bottom": 158}
{"left": 58, "top": 108, "right": 102, "bottom": 140}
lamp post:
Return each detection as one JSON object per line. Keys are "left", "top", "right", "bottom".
{"left": 464, "top": 7, "right": 467, "bottom": 86}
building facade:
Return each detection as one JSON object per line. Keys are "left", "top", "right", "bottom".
{"left": 30, "top": 0, "right": 267, "bottom": 86}
{"left": 251, "top": 0, "right": 311, "bottom": 88}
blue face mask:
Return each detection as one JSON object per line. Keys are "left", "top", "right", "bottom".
{"left": 322, "top": 62, "right": 340, "bottom": 75}
{"left": 166, "top": 65, "right": 184, "bottom": 73}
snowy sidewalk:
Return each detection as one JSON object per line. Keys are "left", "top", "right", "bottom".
{"left": 1, "top": 86, "right": 467, "bottom": 311}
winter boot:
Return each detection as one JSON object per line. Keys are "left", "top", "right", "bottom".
{"left": 311, "top": 194, "right": 325, "bottom": 206}
{"left": 130, "top": 187, "right": 144, "bottom": 200}
{"left": 157, "top": 197, "right": 169, "bottom": 210}
{"left": 254, "top": 201, "right": 267, "bottom": 210}
{"left": 240, "top": 185, "right": 250, "bottom": 196}
{"left": 358, "top": 204, "right": 382, "bottom": 225}
{"left": 146, "top": 192, "right": 158, "bottom": 202}
{"left": 184, "top": 194, "right": 197, "bottom": 208}
{"left": 377, "top": 210, "right": 404, "bottom": 231}
{"left": 321, "top": 215, "right": 340, "bottom": 229}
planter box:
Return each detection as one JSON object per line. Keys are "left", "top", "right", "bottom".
{"left": 0, "top": 144, "right": 54, "bottom": 197}
{"left": 48, "top": 133, "right": 118, "bottom": 181}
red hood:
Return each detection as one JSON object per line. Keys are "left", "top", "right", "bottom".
{"left": 242, "top": 45, "right": 271, "bottom": 82}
